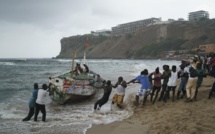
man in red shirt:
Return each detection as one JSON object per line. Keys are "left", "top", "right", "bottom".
{"left": 149, "top": 67, "right": 162, "bottom": 104}
{"left": 211, "top": 54, "right": 215, "bottom": 69}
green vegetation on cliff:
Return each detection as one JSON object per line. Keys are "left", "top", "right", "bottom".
{"left": 136, "top": 39, "right": 186, "bottom": 57}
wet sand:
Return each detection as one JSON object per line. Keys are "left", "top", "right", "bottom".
{"left": 87, "top": 77, "right": 215, "bottom": 134}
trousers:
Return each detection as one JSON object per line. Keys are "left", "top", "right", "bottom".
{"left": 34, "top": 103, "right": 46, "bottom": 121}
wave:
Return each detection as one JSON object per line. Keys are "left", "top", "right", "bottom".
{"left": 56, "top": 59, "right": 72, "bottom": 63}
{"left": 88, "top": 59, "right": 116, "bottom": 63}
{"left": 56, "top": 59, "right": 122, "bottom": 64}
{"left": 88, "top": 59, "right": 133, "bottom": 63}
{"left": 10, "top": 59, "right": 27, "bottom": 62}
{"left": 0, "top": 62, "right": 15, "bottom": 66}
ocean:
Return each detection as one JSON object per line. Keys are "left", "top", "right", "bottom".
{"left": 0, "top": 58, "right": 180, "bottom": 134}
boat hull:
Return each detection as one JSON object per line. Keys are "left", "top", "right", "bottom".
{"left": 66, "top": 93, "right": 96, "bottom": 103}
{"left": 49, "top": 71, "right": 103, "bottom": 104}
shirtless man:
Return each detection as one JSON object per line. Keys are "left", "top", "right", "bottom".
{"left": 94, "top": 80, "right": 112, "bottom": 110}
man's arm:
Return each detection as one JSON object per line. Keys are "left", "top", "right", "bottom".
{"left": 161, "top": 72, "right": 167, "bottom": 79}
{"left": 169, "top": 72, "right": 172, "bottom": 78}
{"left": 112, "top": 82, "right": 118, "bottom": 88}
{"left": 149, "top": 73, "right": 153, "bottom": 78}
{"left": 127, "top": 79, "right": 136, "bottom": 84}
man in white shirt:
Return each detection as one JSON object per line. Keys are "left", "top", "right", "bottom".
{"left": 184, "top": 60, "right": 198, "bottom": 102}
{"left": 112, "top": 77, "right": 127, "bottom": 109}
{"left": 34, "top": 84, "right": 49, "bottom": 122}
{"left": 164, "top": 65, "right": 178, "bottom": 102}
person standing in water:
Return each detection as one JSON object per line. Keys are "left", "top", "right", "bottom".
{"left": 22, "top": 83, "right": 39, "bottom": 121}
{"left": 94, "top": 80, "right": 112, "bottom": 110}
{"left": 111, "top": 77, "right": 127, "bottom": 109}
{"left": 127, "top": 69, "right": 151, "bottom": 106}
{"left": 34, "top": 84, "right": 49, "bottom": 122}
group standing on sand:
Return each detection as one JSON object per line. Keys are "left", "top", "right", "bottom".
{"left": 94, "top": 53, "right": 215, "bottom": 111}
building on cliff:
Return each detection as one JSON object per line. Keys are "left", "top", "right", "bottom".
{"left": 198, "top": 44, "right": 215, "bottom": 54}
{"left": 111, "top": 17, "right": 161, "bottom": 36}
{"left": 160, "top": 50, "right": 190, "bottom": 59}
{"left": 188, "top": 10, "right": 209, "bottom": 21}
{"left": 91, "top": 29, "right": 111, "bottom": 36}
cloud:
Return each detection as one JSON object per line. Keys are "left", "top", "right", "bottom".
{"left": 0, "top": 0, "right": 215, "bottom": 58}
{"left": 0, "top": 21, "right": 61, "bottom": 58}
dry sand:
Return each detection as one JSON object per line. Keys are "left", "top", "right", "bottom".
{"left": 87, "top": 77, "right": 215, "bottom": 134}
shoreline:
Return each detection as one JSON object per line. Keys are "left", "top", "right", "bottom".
{"left": 87, "top": 77, "right": 215, "bottom": 134}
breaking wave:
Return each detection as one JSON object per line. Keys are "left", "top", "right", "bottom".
{"left": 0, "top": 62, "right": 15, "bottom": 66}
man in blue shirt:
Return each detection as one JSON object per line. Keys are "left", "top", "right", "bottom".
{"left": 23, "top": 83, "right": 38, "bottom": 121}
{"left": 127, "top": 69, "right": 151, "bottom": 106}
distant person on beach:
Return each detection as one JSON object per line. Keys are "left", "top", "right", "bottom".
{"left": 93, "top": 74, "right": 105, "bottom": 88}
{"left": 194, "top": 63, "right": 206, "bottom": 100}
{"left": 127, "top": 69, "right": 151, "bottom": 106}
{"left": 96, "top": 75, "right": 102, "bottom": 82}
{"left": 34, "top": 84, "right": 49, "bottom": 122}
{"left": 112, "top": 76, "right": 127, "bottom": 109}
{"left": 73, "top": 63, "right": 83, "bottom": 76}
{"left": 203, "top": 56, "right": 207, "bottom": 71}
{"left": 94, "top": 80, "right": 112, "bottom": 111}
{"left": 208, "top": 83, "right": 215, "bottom": 99}
{"left": 208, "top": 54, "right": 215, "bottom": 99}
{"left": 158, "top": 65, "right": 171, "bottom": 101}
{"left": 181, "top": 59, "right": 187, "bottom": 67}
{"left": 149, "top": 67, "right": 162, "bottom": 104}
{"left": 206, "top": 55, "right": 211, "bottom": 73}
{"left": 83, "top": 64, "right": 89, "bottom": 73}
{"left": 193, "top": 56, "right": 200, "bottom": 69}
{"left": 184, "top": 60, "right": 198, "bottom": 102}
{"left": 164, "top": 65, "right": 178, "bottom": 102}
{"left": 177, "top": 64, "right": 188, "bottom": 99}
{"left": 22, "top": 83, "right": 39, "bottom": 121}
{"left": 210, "top": 54, "right": 215, "bottom": 72}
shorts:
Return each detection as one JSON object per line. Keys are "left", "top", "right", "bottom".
{"left": 153, "top": 86, "right": 161, "bottom": 91}
{"left": 136, "top": 89, "right": 150, "bottom": 97}
{"left": 112, "top": 94, "right": 125, "bottom": 105}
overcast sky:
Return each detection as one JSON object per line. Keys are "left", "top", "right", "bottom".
{"left": 0, "top": 0, "right": 214, "bottom": 58}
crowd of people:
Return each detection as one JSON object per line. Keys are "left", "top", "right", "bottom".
{"left": 94, "top": 54, "right": 215, "bottom": 111}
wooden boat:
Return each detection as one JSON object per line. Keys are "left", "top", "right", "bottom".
{"left": 48, "top": 71, "right": 103, "bottom": 104}
{"left": 48, "top": 52, "right": 104, "bottom": 104}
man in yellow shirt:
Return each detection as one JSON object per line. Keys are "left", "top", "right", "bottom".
{"left": 193, "top": 57, "right": 200, "bottom": 69}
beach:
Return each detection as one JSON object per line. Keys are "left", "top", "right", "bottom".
{"left": 1, "top": 59, "right": 214, "bottom": 134}
{"left": 87, "top": 77, "right": 215, "bottom": 134}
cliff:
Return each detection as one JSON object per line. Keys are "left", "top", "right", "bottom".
{"left": 56, "top": 19, "right": 215, "bottom": 59}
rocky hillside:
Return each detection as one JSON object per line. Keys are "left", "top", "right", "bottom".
{"left": 56, "top": 19, "right": 215, "bottom": 59}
